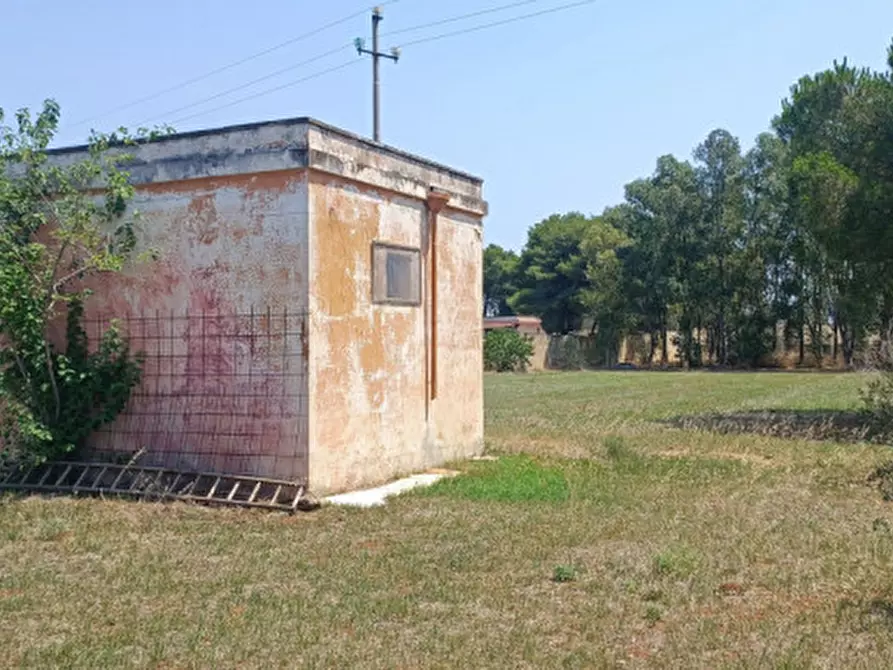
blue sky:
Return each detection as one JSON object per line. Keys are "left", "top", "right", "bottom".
{"left": 3, "top": 0, "right": 892, "bottom": 251}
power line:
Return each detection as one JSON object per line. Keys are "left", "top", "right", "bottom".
{"left": 160, "top": 0, "right": 598, "bottom": 128}
{"left": 136, "top": 1, "right": 548, "bottom": 129}
{"left": 166, "top": 58, "right": 363, "bottom": 127}
{"left": 399, "top": 0, "right": 597, "bottom": 49}
{"left": 381, "top": 0, "right": 542, "bottom": 38}
{"left": 136, "top": 44, "right": 351, "bottom": 127}
{"left": 143, "top": 1, "right": 556, "bottom": 129}
{"left": 65, "top": 0, "right": 398, "bottom": 130}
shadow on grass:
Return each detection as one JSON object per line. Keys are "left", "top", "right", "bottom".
{"left": 583, "top": 365, "right": 855, "bottom": 374}
{"left": 663, "top": 409, "right": 891, "bottom": 444}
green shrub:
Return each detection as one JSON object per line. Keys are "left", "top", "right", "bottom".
{"left": 1, "top": 300, "right": 143, "bottom": 468}
{"left": 644, "top": 605, "right": 663, "bottom": 626}
{"left": 652, "top": 546, "right": 699, "bottom": 578}
{"left": 552, "top": 565, "right": 577, "bottom": 583}
{"left": 862, "top": 374, "right": 893, "bottom": 435}
{"left": 483, "top": 328, "right": 534, "bottom": 372}
{"left": 0, "top": 100, "right": 164, "bottom": 469}
{"left": 861, "top": 330, "right": 893, "bottom": 437}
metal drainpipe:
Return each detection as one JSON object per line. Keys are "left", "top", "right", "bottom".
{"left": 426, "top": 188, "right": 450, "bottom": 403}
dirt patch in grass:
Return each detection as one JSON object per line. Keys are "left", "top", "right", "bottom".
{"left": 665, "top": 409, "right": 890, "bottom": 444}
{"left": 656, "top": 449, "right": 775, "bottom": 466}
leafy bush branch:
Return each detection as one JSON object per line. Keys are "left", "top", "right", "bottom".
{"left": 0, "top": 99, "right": 170, "bottom": 468}
{"left": 861, "top": 326, "right": 893, "bottom": 437}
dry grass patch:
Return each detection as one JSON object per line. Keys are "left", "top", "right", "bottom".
{"left": 3, "top": 371, "right": 893, "bottom": 668}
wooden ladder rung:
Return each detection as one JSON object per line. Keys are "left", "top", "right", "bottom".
{"left": 53, "top": 465, "right": 73, "bottom": 487}
{"left": 72, "top": 466, "right": 92, "bottom": 489}
{"left": 35, "top": 466, "right": 54, "bottom": 487}
{"left": 206, "top": 477, "right": 221, "bottom": 500}
{"left": 125, "top": 471, "right": 145, "bottom": 493}
{"left": 290, "top": 486, "right": 304, "bottom": 510}
{"left": 164, "top": 473, "right": 182, "bottom": 497}
{"left": 248, "top": 481, "right": 262, "bottom": 504}
{"left": 226, "top": 482, "right": 240, "bottom": 502}
{"left": 91, "top": 467, "right": 109, "bottom": 490}
{"left": 1, "top": 467, "right": 24, "bottom": 486}
{"left": 148, "top": 470, "right": 167, "bottom": 493}
{"left": 110, "top": 464, "right": 135, "bottom": 490}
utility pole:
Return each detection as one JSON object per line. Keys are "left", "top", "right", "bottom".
{"left": 355, "top": 7, "right": 400, "bottom": 142}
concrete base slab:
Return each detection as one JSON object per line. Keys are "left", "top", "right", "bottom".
{"left": 323, "top": 472, "right": 455, "bottom": 508}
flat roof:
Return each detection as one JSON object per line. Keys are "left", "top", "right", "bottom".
{"left": 484, "top": 316, "right": 543, "bottom": 329}
{"left": 47, "top": 116, "right": 483, "bottom": 185}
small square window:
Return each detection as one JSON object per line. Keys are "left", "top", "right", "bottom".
{"left": 372, "top": 242, "right": 421, "bottom": 306}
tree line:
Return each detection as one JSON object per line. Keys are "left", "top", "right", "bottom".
{"left": 484, "top": 38, "right": 893, "bottom": 368}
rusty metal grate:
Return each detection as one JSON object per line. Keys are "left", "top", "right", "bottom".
{"left": 83, "top": 307, "right": 309, "bottom": 484}
{"left": 0, "top": 460, "right": 313, "bottom": 513}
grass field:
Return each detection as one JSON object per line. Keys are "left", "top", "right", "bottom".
{"left": 4, "top": 371, "right": 893, "bottom": 668}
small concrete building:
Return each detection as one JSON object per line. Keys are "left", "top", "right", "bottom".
{"left": 52, "top": 118, "right": 486, "bottom": 495}
{"left": 483, "top": 315, "right": 545, "bottom": 337}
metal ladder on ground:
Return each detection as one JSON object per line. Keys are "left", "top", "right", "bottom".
{"left": 0, "top": 460, "right": 311, "bottom": 512}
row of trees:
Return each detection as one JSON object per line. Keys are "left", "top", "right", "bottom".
{"left": 484, "top": 39, "right": 893, "bottom": 368}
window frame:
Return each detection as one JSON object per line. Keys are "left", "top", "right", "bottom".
{"left": 371, "top": 241, "right": 422, "bottom": 307}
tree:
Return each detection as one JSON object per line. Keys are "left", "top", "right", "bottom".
{"left": 0, "top": 99, "right": 165, "bottom": 467}
{"left": 482, "top": 244, "right": 519, "bottom": 317}
{"left": 509, "top": 212, "right": 593, "bottom": 334}
{"left": 623, "top": 156, "right": 704, "bottom": 366}
{"left": 735, "top": 133, "right": 792, "bottom": 365}
{"left": 495, "top": 34, "right": 893, "bottom": 372}
{"left": 580, "top": 216, "right": 633, "bottom": 366}
{"left": 611, "top": 190, "right": 673, "bottom": 364}
{"left": 776, "top": 54, "right": 893, "bottom": 365}
{"left": 790, "top": 152, "right": 860, "bottom": 365}
{"left": 844, "top": 53, "right": 893, "bottom": 334}
{"left": 693, "top": 129, "right": 745, "bottom": 365}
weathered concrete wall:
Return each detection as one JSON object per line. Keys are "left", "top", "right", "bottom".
{"left": 86, "top": 170, "right": 310, "bottom": 481}
{"left": 528, "top": 332, "right": 550, "bottom": 371}
{"left": 308, "top": 175, "right": 427, "bottom": 493}
{"left": 47, "top": 121, "right": 315, "bottom": 482}
{"left": 94, "top": 171, "right": 308, "bottom": 314}
{"left": 305, "top": 125, "right": 486, "bottom": 495}
{"left": 424, "top": 209, "right": 484, "bottom": 465}
{"left": 307, "top": 176, "right": 484, "bottom": 494}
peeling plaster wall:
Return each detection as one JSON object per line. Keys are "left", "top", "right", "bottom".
{"left": 100, "top": 172, "right": 309, "bottom": 314}
{"left": 85, "top": 170, "right": 310, "bottom": 482}
{"left": 306, "top": 146, "right": 484, "bottom": 494}
{"left": 426, "top": 210, "right": 484, "bottom": 466}
{"left": 308, "top": 176, "right": 428, "bottom": 493}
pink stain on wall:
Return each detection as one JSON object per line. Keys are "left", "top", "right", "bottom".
{"left": 82, "top": 171, "right": 309, "bottom": 482}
